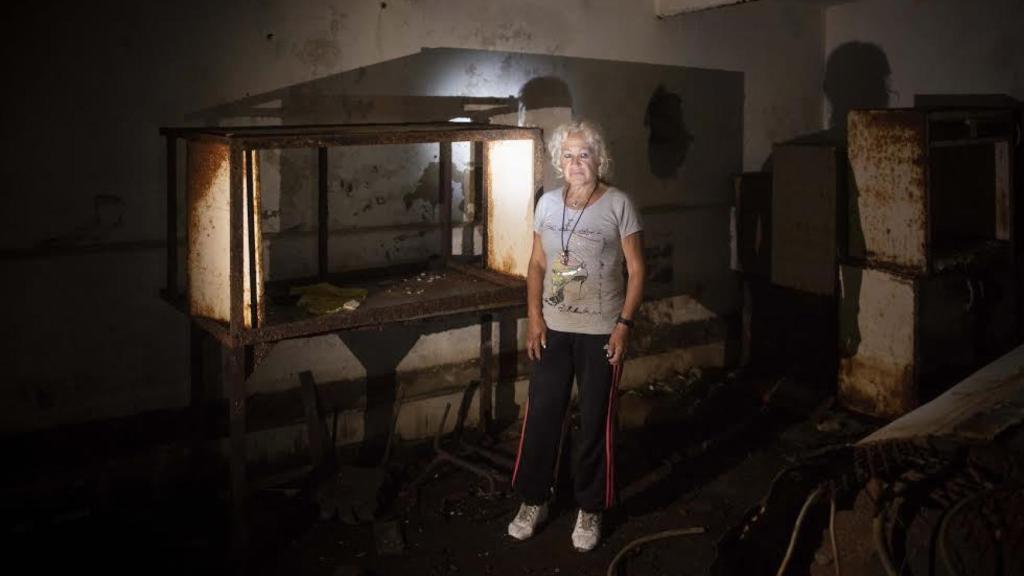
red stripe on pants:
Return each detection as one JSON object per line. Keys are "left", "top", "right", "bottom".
{"left": 605, "top": 361, "right": 623, "bottom": 508}
{"left": 511, "top": 399, "right": 530, "bottom": 487}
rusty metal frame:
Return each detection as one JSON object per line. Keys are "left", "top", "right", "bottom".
{"left": 848, "top": 108, "right": 1017, "bottom": 275}
{"left": 161, "top": 122, "right": 541, "bottom": 547}
{"left": 161, "top": 122, "right": 541, "bottom": 344}
{"left": 160, "top": 122, "right": 540, "bottom": 149}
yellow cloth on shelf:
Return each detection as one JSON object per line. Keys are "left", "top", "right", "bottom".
{"left": 289, "top": 283, "right": 368, "bottom": 315}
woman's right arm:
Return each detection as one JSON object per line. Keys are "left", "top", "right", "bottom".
{"left": 526, "top": 232, "right": 547, "bottom": 360}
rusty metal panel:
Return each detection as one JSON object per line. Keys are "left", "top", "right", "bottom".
{"left": 838, "top": 264, "right": 918, "bottom": 419}
{"left": 485, "top": 139, "right": 535, "bottom": 277}
{"left": 771, "top": 144, "right": 838, "bottom": 294}
{"left": 187, "top": 141, "right": 262, "bottom": 328}
{"left": 731, "top": 172, "right": 771, "bottom": 278}
{"left": 848, "top": 110, "right": 928, "bottom": 271}
{"left": 995, "top": 141, "right": 1012, "bottom": 241}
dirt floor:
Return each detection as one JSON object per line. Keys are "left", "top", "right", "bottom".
{"left": 7, "top": 372, "right": 881, "bottom": 576}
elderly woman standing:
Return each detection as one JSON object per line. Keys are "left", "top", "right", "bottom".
{"left": 508, "top": 119, "right": 645, "bottom": 551}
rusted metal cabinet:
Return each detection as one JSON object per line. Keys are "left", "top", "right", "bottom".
{"left": 847, "top": 109, "right": 1015, "bottom": 272}
{"left": 838, "top": 256, "right": 1017, "bottom": 419}
{"left": 840, "top": 109, "right": 1018, "bottom": 418}
{"left": 161, "top": 124, "right": 543, "bottom": 334}
{"left": 159, "top": 123, "right": 543, "bottom": 545}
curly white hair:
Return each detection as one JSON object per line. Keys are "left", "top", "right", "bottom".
{"left": 547, "top": 119, "right": 613, "bottom": 181}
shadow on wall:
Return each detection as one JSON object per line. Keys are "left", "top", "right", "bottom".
{"left": 185, "top": 47, "right": 744, "bottom": 454}
{"left": 517, "top": 75, "right": 573, "bottom": 117}
{"left": 760, "top": 40, "right": 891, "bottom": 174}
{"left": 824, "top": 41, "right": 893, "bottom": 135}
{"left": 744, "top": 42, "right": 891, "bottom": 385}
{"left": 645, "top": 84, "right": 693, "bottom": 179}
{"left": 834, "top": 41, "right": 891, "bottom": 295}
{"left": 515, "top": 75, "right": 574, "bottom": 193}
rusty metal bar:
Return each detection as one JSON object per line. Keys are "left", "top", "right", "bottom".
{"left": 229, "top": 143, "right": 244, "bottom": 336}
{"left": 245, "top": 149, "right": 259, "bottom": 328}
{"left": 266, "top": 221, "right": 454, "bottom": 240}
{"left": 439, "top": 141, "right": 452, "bottom": 263}
{"left": 161, "top": 124, "right": 543, "bottom": 152}
{"left": 446, "top": 261, "right": 524, "bottom": 287}
{"left": 226, "top": 129, "right": 541, "bottom": 151}
{"left": 481, "top": 143, "right": 490, "bottom": 265}
{"left": 409, "top": 403, "right": 506, "bottom": 495}
{"left": 470, "top": 141, "right": 484, "bottom": 255}
{"left": 165, "top": 135, "right": 178, "bottom": 298}
{"left": 248, "top": 282, "right": 524, "bottom": 345}
{"left": 318, "top": 147, "right": 328, "bottom": 280}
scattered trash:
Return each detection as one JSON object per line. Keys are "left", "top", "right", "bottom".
{"left": 386, "top": 271, "right": 446, "bottom": 296}
{"left": 625, "top": 367, "right": 712, "bottom": 398}
{"left": 373, "top": 520, "right": 405, "bottom": 556}
{"left": 314, "top": 467, "right": 391, "bottom": 524}
{"left": 815, "top": 415, "right": 845, "bottom": 433}
{"left": 291, "top": 283, "right": 368, "bottom": 315}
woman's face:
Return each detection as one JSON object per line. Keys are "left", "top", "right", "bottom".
{"left": 559, "top": 133, "right": 598, "bottom": 187}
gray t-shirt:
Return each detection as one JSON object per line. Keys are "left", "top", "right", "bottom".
{"left": 534, "top": 186, "right": 643, "bottom": 335}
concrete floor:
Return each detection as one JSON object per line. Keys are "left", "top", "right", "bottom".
{"left": 4, "top": 373, "right": 880, "bottom": 576}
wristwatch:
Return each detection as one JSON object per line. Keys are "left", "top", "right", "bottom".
{"left": 616, "top": 315, "right": 635, "bottom": 328}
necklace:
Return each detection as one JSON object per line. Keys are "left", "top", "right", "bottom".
{"left": 560, "top": 181, "right": 599, "bottom": 265}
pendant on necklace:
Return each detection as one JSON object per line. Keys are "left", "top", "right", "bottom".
{"left": 561, "top": 250, "right": 570, "bottom": 265}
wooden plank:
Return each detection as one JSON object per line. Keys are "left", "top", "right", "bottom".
{"left": 860, "top": 343, "right": 1024, "bottom": 443}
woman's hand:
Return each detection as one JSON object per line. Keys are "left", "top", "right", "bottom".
{"left": 606, "top": 324, "right": 630, "bottom": 365}
{"left": 527, "top": 315, "right": 547, "bottom": 361}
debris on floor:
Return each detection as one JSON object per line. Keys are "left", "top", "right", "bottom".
{"left": 290, "top": 283, "right": 368, "bottom": 315}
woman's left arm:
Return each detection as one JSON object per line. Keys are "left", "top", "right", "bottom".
{"left": 607, "top": 231, "right": 645, "bottom": 365}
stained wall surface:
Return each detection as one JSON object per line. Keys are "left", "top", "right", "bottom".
{"left": 0, "top": 0, "right": 826, "bottom": 437}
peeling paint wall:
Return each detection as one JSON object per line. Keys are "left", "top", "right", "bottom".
{"left": 1, "top": 0, "right": 826, "bottom": 440}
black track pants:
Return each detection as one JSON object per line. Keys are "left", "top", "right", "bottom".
{"left": 511, "top": 329, "right": 622, "bottom": 512}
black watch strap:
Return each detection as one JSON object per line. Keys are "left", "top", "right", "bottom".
{"left": 616, "top": 315, "right": 635, "bottom": 328}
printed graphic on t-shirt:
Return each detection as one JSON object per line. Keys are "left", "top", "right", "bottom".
{"left": 543, "top": 219, "right": 604, "bottom": 315}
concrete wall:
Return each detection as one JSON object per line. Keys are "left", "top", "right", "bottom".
{"left": 0, "top": 0, "right": 827, "bottom": 451}
{"left": 825, "top": 0, "right": 1024, "bottom": 120}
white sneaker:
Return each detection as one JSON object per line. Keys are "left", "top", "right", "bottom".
{"left": 571, "top": 510, "right": 601, "bottom": 551}
{"left": 508, "top": 502, "right": 549, "bottom": 540}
